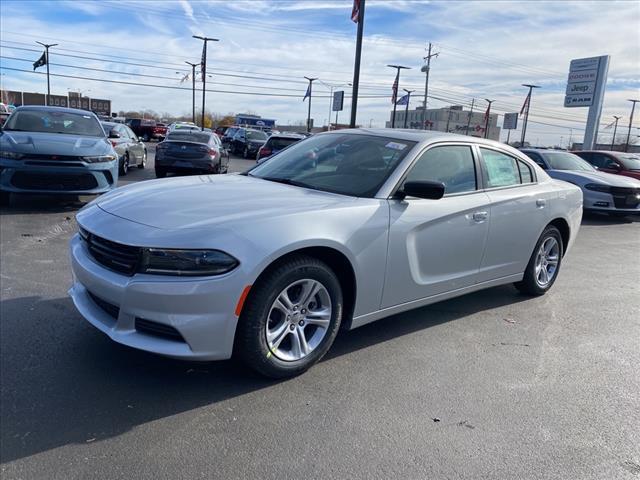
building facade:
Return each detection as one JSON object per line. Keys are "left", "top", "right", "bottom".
{"left": 386, "top": 105, "right": 501, "bottom": 141}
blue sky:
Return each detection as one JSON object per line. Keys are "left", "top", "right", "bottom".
{"left": 1, "top": 0, "right": 639, "bottom": 146}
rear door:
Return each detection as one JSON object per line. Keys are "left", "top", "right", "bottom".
{"left": 382, "top": 143, "right": 491, "bottom": 308}
{"left": 125, "top": 126, "right": 144, "bottom": 163}
{"left": 476, "top": 147, "right": 550, "bottom": 282}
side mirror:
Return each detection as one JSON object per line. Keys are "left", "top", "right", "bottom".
{"left": 398, "top": 181, "right": 445, "bottom": 200}
{"left": 108, "top": 130, "right": 121, "bottom": 139}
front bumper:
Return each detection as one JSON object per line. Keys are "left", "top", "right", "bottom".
{"left": 0, "top": 158, "right": 118, "bottom": 194}
{"left": 68, "top": 234, "right": 243, "bottom": 360}
{"left": 583, "top": 189, "right": 640, "bottom": 213}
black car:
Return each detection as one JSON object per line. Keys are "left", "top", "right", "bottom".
{"left": 221, "top": 126, "right": 239, "bottom": 147}
{"left": 229, "top": 128, "right": 268, "bottom": 158}
{"left": 256, "top": 132, "right": 305, "bottom": 162}
{"left": 154, "top": 130, "right": 228, "bottom": 178}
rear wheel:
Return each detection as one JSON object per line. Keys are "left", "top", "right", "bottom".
{"left": 0, "top": 190, "right": 10, "bottom": 206}
{"left": 514, "top": 225, "right": 563, "bottom": 296}
{"left": 119, "top": 153, "right": 129, "bottom": 176}
{"left": 155, "top": 167, "right": 167, "bottom": 178}
{"left": 243, "top": 146, "right": 249, "bottom": 159}
{"left": 138, "top": 150, "right": 147, "bottom": 169}
{"left": 236, "top": 255, "right": 343, "bottom": 378}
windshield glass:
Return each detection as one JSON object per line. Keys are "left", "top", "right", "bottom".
{"left": 5, "top": 109, "right": 104, "bottom": 137}
{"left": 543, "top": 152, "right": 596, "bottom": 171}
{"left": 614, "top": 153, "right": 640, "bottom": 170}
{"left": 249, "top": 133, "right": 417, "bottom": 197}
{"left": 246, "top": 130, "right": 267, "bottom": 140}
{"left": 166, "top": 132, "right": 211, "bottom": 144}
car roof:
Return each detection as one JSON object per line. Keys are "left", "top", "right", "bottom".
{"left": 269, "top": 132, "right": 306, "bottom": 139}
{"left": 101, "top": 121, "right": 119, "bottom": 127}
{"left": 13, "top": 105, "right": 97, "bottom": 115}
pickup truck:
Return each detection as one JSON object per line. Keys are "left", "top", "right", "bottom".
{"left": 153, "top": 123, "right": 167, "bottom": 141}
{"left": 125, "top": 118, "right": 157, "bottom": 141}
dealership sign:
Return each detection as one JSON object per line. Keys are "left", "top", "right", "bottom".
{"left": 503, "top": 112, "right": 518, "bottom": 130}
{"left": 332, "top": 90, "right": 344, "bottom": 112}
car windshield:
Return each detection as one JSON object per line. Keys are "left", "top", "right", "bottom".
{"left": 249, "top": 133, "right": 417, "bottom": 197}
{"left": 247, "top": 130, "right": 267, "bottom": 140}
{"left": 5, "top": 110, "right": 105, "bottom": 137}
{"left": 101, "top": 123, "right": 116, "bottom": 134}
{"left": 225, "top": 128, "right": 238, "bottom": 137}
{"left": 542, "top": 152, "right": 596, "bottom": 171}
{"left": 614, "top": 153, "right": 640, "bottom": 170}
{"left": 166, "top": 132, "right": 211, "bottom": 144}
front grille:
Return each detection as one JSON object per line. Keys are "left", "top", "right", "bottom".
{"left": 611, "top": 187, "right": 640, "bottom": 209}
{"left": 135, "top": 318, "right": 185, "bottom": 342}
{"left": 11, "top": 171, "right": 98, "bottom": 191}
{"left": 88, "top": 290, "right": 120, "bottom": 320}
{"left": 80, "top": 228, "right": 141, "bottom": 275}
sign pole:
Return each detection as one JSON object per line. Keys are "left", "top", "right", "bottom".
{"left": 583, "top": 56, "right": 610, "bottom": 150}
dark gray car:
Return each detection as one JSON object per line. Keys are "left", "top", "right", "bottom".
{"left": 102, "top": 122, "right": 147, "bottom": 176}
{"left": 155, "top": 131, "right": 228, "bottom": 178}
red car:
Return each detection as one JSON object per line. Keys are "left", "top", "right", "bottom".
{"left": 153, "top": 123, "right": 167, "bottom": 141}
{"left": 573, "top": 150, "right": 640, "bottom": 181}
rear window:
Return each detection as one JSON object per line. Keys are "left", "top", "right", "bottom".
{"left": 268, "top": 137, "right": 301, "bottom": 150}
{"left": 166, "top": 132, "right": 211, "bottom": 144}
{"left": 247, "top": 130, "right": 267, "bottom": 141}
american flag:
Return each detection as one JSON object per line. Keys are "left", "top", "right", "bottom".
{"left": 391, "top": 73, "right": 398, "bottom": 104}
{"left": 520, "top": 91, "right": 531, "bottom": 115}
{"left": 351, "top": 0, "right": 361, "bottom": 23}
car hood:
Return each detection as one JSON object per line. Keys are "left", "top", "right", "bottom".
{"left": 548, "top": 169, "right": 640, "bottom": 187}
{"left": 0, "top": 131, "right": 112, "bottom": 156}
{"left": 96, "top": 174, "right": 361, "bottom": 230}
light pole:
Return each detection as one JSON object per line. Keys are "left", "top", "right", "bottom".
{"left": 484, "top": 99, "right": 494, "bottom": 139}
{"left": 520, "top": 84, "right": 540, "bottom": 146}
{"left": 36, "top": 41, "right": 58, "bottom": 100}
{"left": 319, "top": 81, "right": 351, "bottom": 130}
{"left": 625, "top": 99, "right": 639, "bottom": 152}
{"left": 304, "top": 76, "right": 318, "bottom": 133}
{"left": 369, "top": 118, "right": 374, "bottom": 128}
{"left": 611, "top": 115, "right": 622, "bottom": 151}
{"left": 192, "top": 35, "right": 219, "bottom": 131}
{"left": 387, "top": 64, "right": 411, "bottom": 128}
{"left": 421, "top": 42, "right": 439, "bottom": 129}
{"left": 402, "top": 89, "right": 415, "bottom": 128}
{"left": 185, "top": 61, "right": 201, "bottom": 124}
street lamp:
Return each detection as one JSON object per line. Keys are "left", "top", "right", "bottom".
{"left": 625, "top": 99, "right": 639, "bottom": 152}
{"left": 484, "top": 99, "right": 495, "bottom": 139}
{"left": 520, "top": 84, "right": 540, "bottom": 146}
{"left": 402, "top": 89, "right": 415, "bottom": 128}
{"left": 304, "top": 76, "right": 318, "bottom": 133}
{"left": 185, "top": 61, "right": 201, "bottom": 124}
{"left": 387, "top": 64, "right": 411, "bottom": 128}
{"left": 319, "top": 80, "right": 351, "bottom": 130}
{"left": 192, "top": 35, "right": 219, "bottom": 131}
{"left": 36, "top": 41, "right": 58, "bottom": 99}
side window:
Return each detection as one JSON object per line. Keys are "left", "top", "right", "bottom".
{"left": 404, "top": 145, "right": 477, "bottom": 195}
{"left": 118, "top": 126, "right": 129, "bottom": 139}
{"left": 525, "top": 151, "right": 547, "bottom": 169}
{"left": 591, "top": 153, "right": 617, "bottom": 169}
{"left": 480, "top": 148, "right": 520, "bottom": 188}
{"left": 518, "top": 160, "right": 533, "bottom": 183}
{"left": 125, "top": 126, "right": 136, "bottom": 140}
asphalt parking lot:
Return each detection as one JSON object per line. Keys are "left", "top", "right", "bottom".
{"left": 1, "top": 143, "right": 639, "bottom": 480}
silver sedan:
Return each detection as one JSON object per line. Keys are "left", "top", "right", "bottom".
{"left": 69, "top": 130, "right": 583, "bottom": 377}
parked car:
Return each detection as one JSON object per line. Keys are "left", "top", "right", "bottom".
{"left": 572, "top": 150, "right": 640, "bottom": 181}
{"left": 69, "top": 130, "right": 582, "bottom": 377}
{"left": 215, "top": 126, "right": 229, "bottom": 138}
{"left": 522, "top": 148, "right": 640, "bottom": 216}
{"left": 101, "top": 121, "right": 147, "bottom": 176}
{"left": 0, "top": 106, "right": 118, "bottom": 205}
{"left": 221, "top": 126, "right": 239, "bottom": 147}
{"left": 153, "top": 123, "right": 167, "bottom": 141}
{"left": 154, "top": 130, "right": 228, "bottom": 178}
{"left": 125, "top": 118, "right": 156, "bottom": 142}
{"left": 166, "top": 122, "right": 200, "bottom": 135}
{"left": 257, "top": 132, "right": 305, "bottom": 162}
{"left": 229, "top": 127, "right": 268, "bottom": 158}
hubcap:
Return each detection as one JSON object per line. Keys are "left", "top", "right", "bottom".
{"left": 534, "top": 237, "right": 559, "bottom": 287}
{"left": 265, "top": 279, "right": 332, "bottom": 362}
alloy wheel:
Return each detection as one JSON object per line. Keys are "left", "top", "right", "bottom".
{"left": 534, "top": 237, "right": 559, "bottom": 287}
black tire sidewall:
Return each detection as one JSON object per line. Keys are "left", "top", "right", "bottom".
{"left": 238, "top": 256, "right": 343, "bottom": 377}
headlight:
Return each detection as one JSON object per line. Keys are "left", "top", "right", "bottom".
{"left": 585, "top": 183, "right": 611, "bottom": 193}
{"left": 140, "top": 248, "right": 239, "bottom": 276}
{"left": 81, "top": 155, "right": 116, "bottom": 163}
{"left": 0, "top": 151, "right": 24, "bottom": 160}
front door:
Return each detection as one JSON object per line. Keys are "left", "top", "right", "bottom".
{"left": 382, "top": 144, "right": 491, "bottom": 308}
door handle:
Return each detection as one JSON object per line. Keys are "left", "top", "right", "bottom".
{"left": 472, "top": 211, "right": 488, "bottom": 222}
{"left": 536, "top": 199, "right": 546, "bottom": 208}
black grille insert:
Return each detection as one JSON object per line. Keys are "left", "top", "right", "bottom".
{"left": 135, "top": 318, "right": 185, "bottom": 342}
{"left": 88, "top": 291, "right": 120, "bottom": 319}
{"left": 81, "top": 229, "right": 141, "bottom": 275}
{"left": 11, "top": 171, "right": 98, "bottom": 191}
{"left": 610, "top": 187, "right": 640, "bottom": 209}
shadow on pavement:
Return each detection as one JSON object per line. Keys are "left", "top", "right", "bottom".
{"left": 0, "top": 285, "right": 528, "bottom": 463}
{"left": 0, "top": 194, "right": 92, "bottom": 216}
{"left": 581, "top": 210, "right": 640, "bottom": 225}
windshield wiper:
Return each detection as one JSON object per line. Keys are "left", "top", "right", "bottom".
{"left": 258, "top": 176, "right": 318, "bottom": 190}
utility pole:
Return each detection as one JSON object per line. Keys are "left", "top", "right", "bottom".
{"left": 610, "top": 115, "right": 621, "bottom": 151}
{"left": 520, "top": 84, "right": 540, "bottom": 146}
{"left": 465, "top": 98, "right": 475, "bottom": 135}
{"left": 320, "top": 81, "right": 350, "bottom": 131}
{"left": 350, "top": 0, "right": 365, "bottom": 128}
{"left": 421, "top": 42, "right": 439, "bottom": 130}
{"left": 403, "top": 89, "right": 414, "bottom": 128}
{"left": 484, "top": 99, "right": 495, "bottom": 139}
{"left": 185, "top": 61, "right": 200, "bottom": 124}
{"left": 387, "top": 64, "right": 411, "bottom": 128}
{"left": 304, "top": 76, "right": 318, "bottom": 133}
{"left": 36, "top": 41, "right": 58, "bottom": 100}
{"left": 625, "top": 99, "right": 639, "bottom": 152}
{"left": 192, "top": 35, "right": 219, "bottom": 131}
{"left": 445, "top": 108, "right": 452, "bottom": 133}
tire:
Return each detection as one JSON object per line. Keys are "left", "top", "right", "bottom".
{"left": 155, "top": 167, "right": 167, "bottom": 178}
{"left": 243, "top": 146, "right": 249, "bottom": 159}
{"left": 514, "top": 225, "right": 563, "bottom": 296}
{"left": 236, "top": 255, "right": 343, "bottom": 378}
{"left": 119, "top": 153, "right": 129, "bottom": 176}
{"left": 0, "top": 190, "right": 10, "bottom": 206}
{"left": 138, "top": 150, "right": 146, "bottom": 169}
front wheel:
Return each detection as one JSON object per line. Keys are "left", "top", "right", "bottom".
{"left": 138, "top": 150, "right": 147, "bottom": 169}
{"left": 243, "top": 146, "right": 249, "bottom": 159}
{"left": 514, "top": 225, "right": 563, "bottom": 296}
{"left": 119, "top": 153, "right": 129, "bottom": 176}
{"left": 236, "top": 255, "right": 343, "bottom": 378}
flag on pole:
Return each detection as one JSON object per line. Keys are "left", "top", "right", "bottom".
{"left": 33, "top": 51, "right": 47, "bottom": 71}
{"left": 484, "top": 104, "right": 491, "bottom": 122}
{"left": 391, "top": 73, "right": 398, "bottom": 104}
{"left": 520, "top": 91, "right": 531, "bottom": 115}
{"left": 180, "top": 72, "right": 190, "bottom": 84}
{"left": 396, "top": 94, "right": 409, "bottom": 106}
{"left": 303, "top": 83, "right": 311, "bottom": 101}
{"left": 603, "top": 119, "right": 615, "bottom": 129}
{"left": 351, "top": 0, "right": 361, "bottom": 23}
{"left": 200, "top": 45, "right": 206, "bottom": 78}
